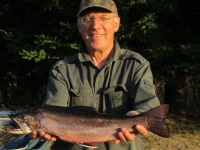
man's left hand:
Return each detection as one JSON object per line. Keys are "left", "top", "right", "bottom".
{"left": 114, "top": 110, "right": 148, "bottom": 144}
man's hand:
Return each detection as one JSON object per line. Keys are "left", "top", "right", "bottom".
{"left": 114, "top": 110, "right": 148, "bottom": 144}
{"left": 30, "top": 131, "right": 57, "bottom": 142}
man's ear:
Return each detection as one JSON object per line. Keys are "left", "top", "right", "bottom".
{"left": 77, "top": 19, "right": 82, "bottom": 32}
{"left": 114, "top": 17, "right": 120, "bottom": 32}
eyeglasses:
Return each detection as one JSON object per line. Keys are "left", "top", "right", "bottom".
{"left": 80, "top": 15, "right": 117, "bottom": 25}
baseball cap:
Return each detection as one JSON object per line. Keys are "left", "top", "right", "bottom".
{"left": 77, "top": 0, "right": 118, "bottom": 16}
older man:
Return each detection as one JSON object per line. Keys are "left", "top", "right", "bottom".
{"left": 4, "top": 0, "right": 160, "bottom": 150}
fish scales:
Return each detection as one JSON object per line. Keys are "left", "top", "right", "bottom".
{"left": 7, "top": 105, "right": 170, "bottom": 144}
{"left": 41, "top": 107, "right": 149, "bottom": 142}
{"left": 43, "top": 117, "right": 144, "bottom": 143}
{"left": 40, "top": 109, "right": 143, "bottom": 142}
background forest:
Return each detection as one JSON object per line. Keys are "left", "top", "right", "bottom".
{"left": 0, "top": 0, "right": 200, "bottom": 116}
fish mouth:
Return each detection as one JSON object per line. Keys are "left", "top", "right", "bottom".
{"left": 7, "top": 118, "right": 32, "bottom": 134}
{"left": 6, "top": 128, "right": 25, "bottom": 134}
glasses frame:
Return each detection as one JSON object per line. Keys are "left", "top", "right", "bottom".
{"left": 79, "top": 15, "right": 117, "bottom": 25}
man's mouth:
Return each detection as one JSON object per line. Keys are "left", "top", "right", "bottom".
{"left": 89, "top": 34, "right": 103, "bottom": 37}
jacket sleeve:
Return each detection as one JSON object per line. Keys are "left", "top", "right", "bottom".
{"left": 130, "top": 59, "right": 160, "bottom": 113}
{"left": 42, "top": 65, "right": 70, "bottom": 107}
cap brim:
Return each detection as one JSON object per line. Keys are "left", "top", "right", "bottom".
{"left": 77, "top": 6, "right": 114, "bottom": 16}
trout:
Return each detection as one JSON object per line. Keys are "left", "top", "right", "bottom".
{"left": 7, "top": 104, "right": 170, "bottom": 145}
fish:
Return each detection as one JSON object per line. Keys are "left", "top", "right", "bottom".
{"left": 6, "top": 104, "right": 170, "bottom": 147}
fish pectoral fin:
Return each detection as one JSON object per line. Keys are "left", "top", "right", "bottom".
{"left": 78, "top": 142, "right": 97, "bottom": 148}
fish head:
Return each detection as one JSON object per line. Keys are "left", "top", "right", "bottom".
{"left": 9, "top": 108, "right": 42, "bottom": 134}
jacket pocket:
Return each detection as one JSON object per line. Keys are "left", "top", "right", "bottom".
{"left": 144, "top": 79, "right": 156, "bottom": 90}
{"left": 70, "top": 87, "right": 93, "bottom": 107}
{"left": 103, "top": 85, "right": 131, "bottom": 115}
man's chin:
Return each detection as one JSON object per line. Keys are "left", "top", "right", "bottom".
{"left": 87, "top": 45, "right": 103, "bottom": 51}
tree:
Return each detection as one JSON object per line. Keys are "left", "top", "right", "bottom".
{"left": 0, "top": 0, "right": 80, "bottom": 106}
{"left": 146, "top": 0, "right": 200, "bottom": 114}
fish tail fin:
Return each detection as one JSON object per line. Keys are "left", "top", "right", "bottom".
{"left": 147, "top": 104, "right": 170, "bottom": 137}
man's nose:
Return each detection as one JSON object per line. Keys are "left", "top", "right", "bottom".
{"left": 91, "top": 18, "right": 101, "bottom": 28}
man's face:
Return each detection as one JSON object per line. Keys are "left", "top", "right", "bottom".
{"left": 77, "top": 9, "right": 120, "bottom": 52}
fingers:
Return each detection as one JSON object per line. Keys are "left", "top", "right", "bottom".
{"left": 136, "top": 125, "right": 148, "bottom": 136}
{"left": 38, "top": 131, "right": 57, "bottom": 141}
{"left": 116, "top": 128, "right": 136, "bottom": 143}
{"left": 121, "top": 128, "right": 135, "bottom": 141}
{"left": 114, "top": 126, "right": 148, "bottom": 144}
{"left": 30, "top": 131, "right": 57, "bottom": 142}
{"left": 44, "top": 134, "right": 57, "bottom": 141}
{"left": 126, "top": 110, "right": 139, "bottom": 116}
{"left": 38, "top": 131, "right": 46, "bottom": 141}
{"left": 114, "top": 139, "right": 120, "bottom": 144}
{"left": 30, "top": 131, "right": 37, "bottom": 139}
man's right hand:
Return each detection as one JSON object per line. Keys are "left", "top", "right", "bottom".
{"left": 30, "top": 131, "right": 57, "bottom": 141}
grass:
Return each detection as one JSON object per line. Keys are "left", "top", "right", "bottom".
{"left": 0, "top": 114, "right": 200, "bottom": 149}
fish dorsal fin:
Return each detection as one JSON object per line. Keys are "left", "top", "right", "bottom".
{"left": 72, "top": 106, "right": 99, "bottom": 114}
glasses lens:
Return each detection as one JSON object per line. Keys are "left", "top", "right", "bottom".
{"left": 82, "top": 17, "right": 92, "bottom": 25}
{"left": 81, "top": 15, "right": 116, "bottom": 25}
{"left": 98, "top": 16, "right": 110, "bottom": 22}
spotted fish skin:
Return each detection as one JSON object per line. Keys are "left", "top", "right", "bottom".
{"left": 8, "top": 104, "right": 170, "bottom": 143}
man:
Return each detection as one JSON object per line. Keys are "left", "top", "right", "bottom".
{"left": 30, "top": 0, "right": 160, "bottom": 149}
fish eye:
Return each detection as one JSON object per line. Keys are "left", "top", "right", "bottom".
{"left": 20, "top": 115, "right": 26, "bottom": 119}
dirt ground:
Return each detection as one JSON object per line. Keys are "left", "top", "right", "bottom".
{"left": 142, "top": 114, "right": 200, "bottom": 150}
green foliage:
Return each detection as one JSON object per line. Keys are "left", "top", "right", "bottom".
{"left": 0, "top": 0, "right": 81, "bottom": 105}
{"left": 20, "top": 49, "right": 47, "bottom": 62}
{"left": 115, "top": 0, "right": 180, "bottom": 51}
{"left": 20, "top": 33, "right": 79, "bottom": 63}
{"left": 146, "top": 44, "right": 200, "bottom": 84}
